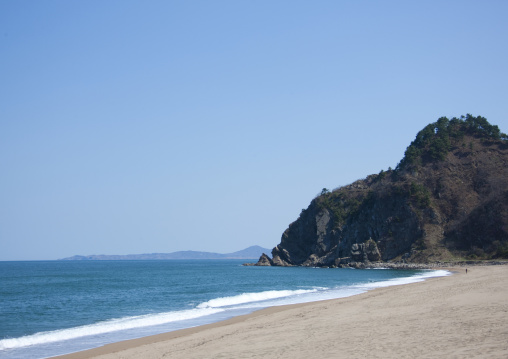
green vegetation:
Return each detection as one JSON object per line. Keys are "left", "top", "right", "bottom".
{"left": 314, "top": 190, "right": 364, "bottom": 227}
{"left": 397, "top": 114, "right": 507, "bottom": 170}
{"left": 408, "top": 182, "right": 431, "bottom": 208}
{"left": 495, "top": 241, "right": 508, "bottom": 258}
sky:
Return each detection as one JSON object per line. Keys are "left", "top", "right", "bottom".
{"left": 1, "top": 1, "right": 507, "bottom": 260}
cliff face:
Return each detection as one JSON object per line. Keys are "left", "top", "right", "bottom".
{"left": 263, "top": 115, "right": 508, "bottom": 267}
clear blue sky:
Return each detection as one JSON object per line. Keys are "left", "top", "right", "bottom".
{"left": 1, "top": 1, "right": 507, "bottom": 260}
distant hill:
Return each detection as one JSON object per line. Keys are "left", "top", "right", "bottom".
{"left": 59, "top": 245, "right": 271, "bottom": 260}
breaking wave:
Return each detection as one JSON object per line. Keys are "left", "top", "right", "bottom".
{"left": 0, "top": 307, "right": 223, "bottom": 350}
{"left": 197, "top": 289, "right": 318, "bottom": 309}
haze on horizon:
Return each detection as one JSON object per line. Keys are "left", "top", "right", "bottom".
{"left": 1, "top": 1, "right": 507, "bottom": 260}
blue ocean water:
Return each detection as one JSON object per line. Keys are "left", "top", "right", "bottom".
{"left": 0, "top": 260, "right": 450, "bottom": 359}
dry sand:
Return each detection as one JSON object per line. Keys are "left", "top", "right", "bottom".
{"left": 54, "top": 265, "right": 508, "bottom": 359}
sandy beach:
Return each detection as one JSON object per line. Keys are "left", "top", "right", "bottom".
{"left": 54, "top": 265, "right": 508, "bottom": 359}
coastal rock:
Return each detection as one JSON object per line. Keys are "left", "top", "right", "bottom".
{"left": 254, "top": 253, "right": 273, "bottom": 266}
{"left": 349, "top": 240, "right": 381, "bottom": 263}
{"left": 365, "top": 238, "right": 381, "bottom": 261}
{"left": 351, "top": 243, "right": 367, "bottom": 262}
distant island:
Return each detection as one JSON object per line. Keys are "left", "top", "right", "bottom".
{"left": 255, "top": 115, "right": 508, "bottom": 267}
{"left": 60, "top": 245, "right": 271, "bottom": 260}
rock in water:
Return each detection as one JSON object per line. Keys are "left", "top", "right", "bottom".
{"left": 254, "top": 253, "right": 273, "bottom": 266}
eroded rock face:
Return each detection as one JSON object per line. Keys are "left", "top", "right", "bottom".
{"left": 365, "top": 238, "right": 381, "bottom": 261}
{"left": 350, "top": 243, "right": 366, "bottom": 262}
{"left": 260, "top": 181, "right": 423, "bottom": 267}
{"left": 350, "top": 239, "right": 381, "bottom": 263}
{"left": 270, "top": 207, "right": 336, "bottom": 266}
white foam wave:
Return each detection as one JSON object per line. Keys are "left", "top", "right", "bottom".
{"left": 0, "top": 307, "right": 223, "bottom": 351}
{"left": 197, "top": 289, "right": 318, "bottom": 309}
{"left": 357, "top": 269, "right": 451, "bottom": 290}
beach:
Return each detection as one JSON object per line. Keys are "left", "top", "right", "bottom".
{"left": 53, "top": 265, "right": 508, "bottom": 359}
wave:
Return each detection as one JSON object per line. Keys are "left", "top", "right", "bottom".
{"left": 0, "top": 289, "right": 320, "bottom": 351}
{"left": 0, "top": 307, "right": 223, "bottom": 351}
{"left": 197, "top": 289, "right": 318, "bottom": 309}
{"left": 356, "top": 269, "right": 451, "bottom": 290}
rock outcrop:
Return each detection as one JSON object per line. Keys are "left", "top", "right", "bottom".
{"left": 257, "top": 115, "right": 508, "bottom": 267}
{"left": 254, "top": 253, "right": 273, "bottom": 266}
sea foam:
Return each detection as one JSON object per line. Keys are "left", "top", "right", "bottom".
{"left": 0, "top": 289, "right": 319, "bottom": 351}
{"left": 197, "top": 289, "right": 318, "bottom": 309}
{"left": 355, "top": 269, "right": 451, "bottom": 290}
{"left": 0, "top": 307, "right": 223, "bottom": 350}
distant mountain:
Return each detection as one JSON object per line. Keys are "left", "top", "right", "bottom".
{"left": 225, "top": 246, "right": 272, "bottom": 259}
{"left": 59, "top": 245, "right": 271, "bottom": 260}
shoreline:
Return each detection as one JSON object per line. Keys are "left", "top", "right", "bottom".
{"left": 52, "top": 264, "right": 508, "bottom": 358}
{"left": 51, "top": 302, "right": 314, "bottom": 359}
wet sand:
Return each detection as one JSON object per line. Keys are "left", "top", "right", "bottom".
{"left": 53, "top": 265, "right": 508, "bottom": 359}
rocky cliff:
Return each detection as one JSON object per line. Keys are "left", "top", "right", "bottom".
{"left": 259, "top": 115, "right": 508, "bottom": 267}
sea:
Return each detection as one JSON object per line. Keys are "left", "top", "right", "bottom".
{"left": 0, "top": 260, "right": 450, "bottom": 359}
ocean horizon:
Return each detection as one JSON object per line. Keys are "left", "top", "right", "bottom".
{"left": 0, "top": 260, "right": 450, "bottom": 359}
